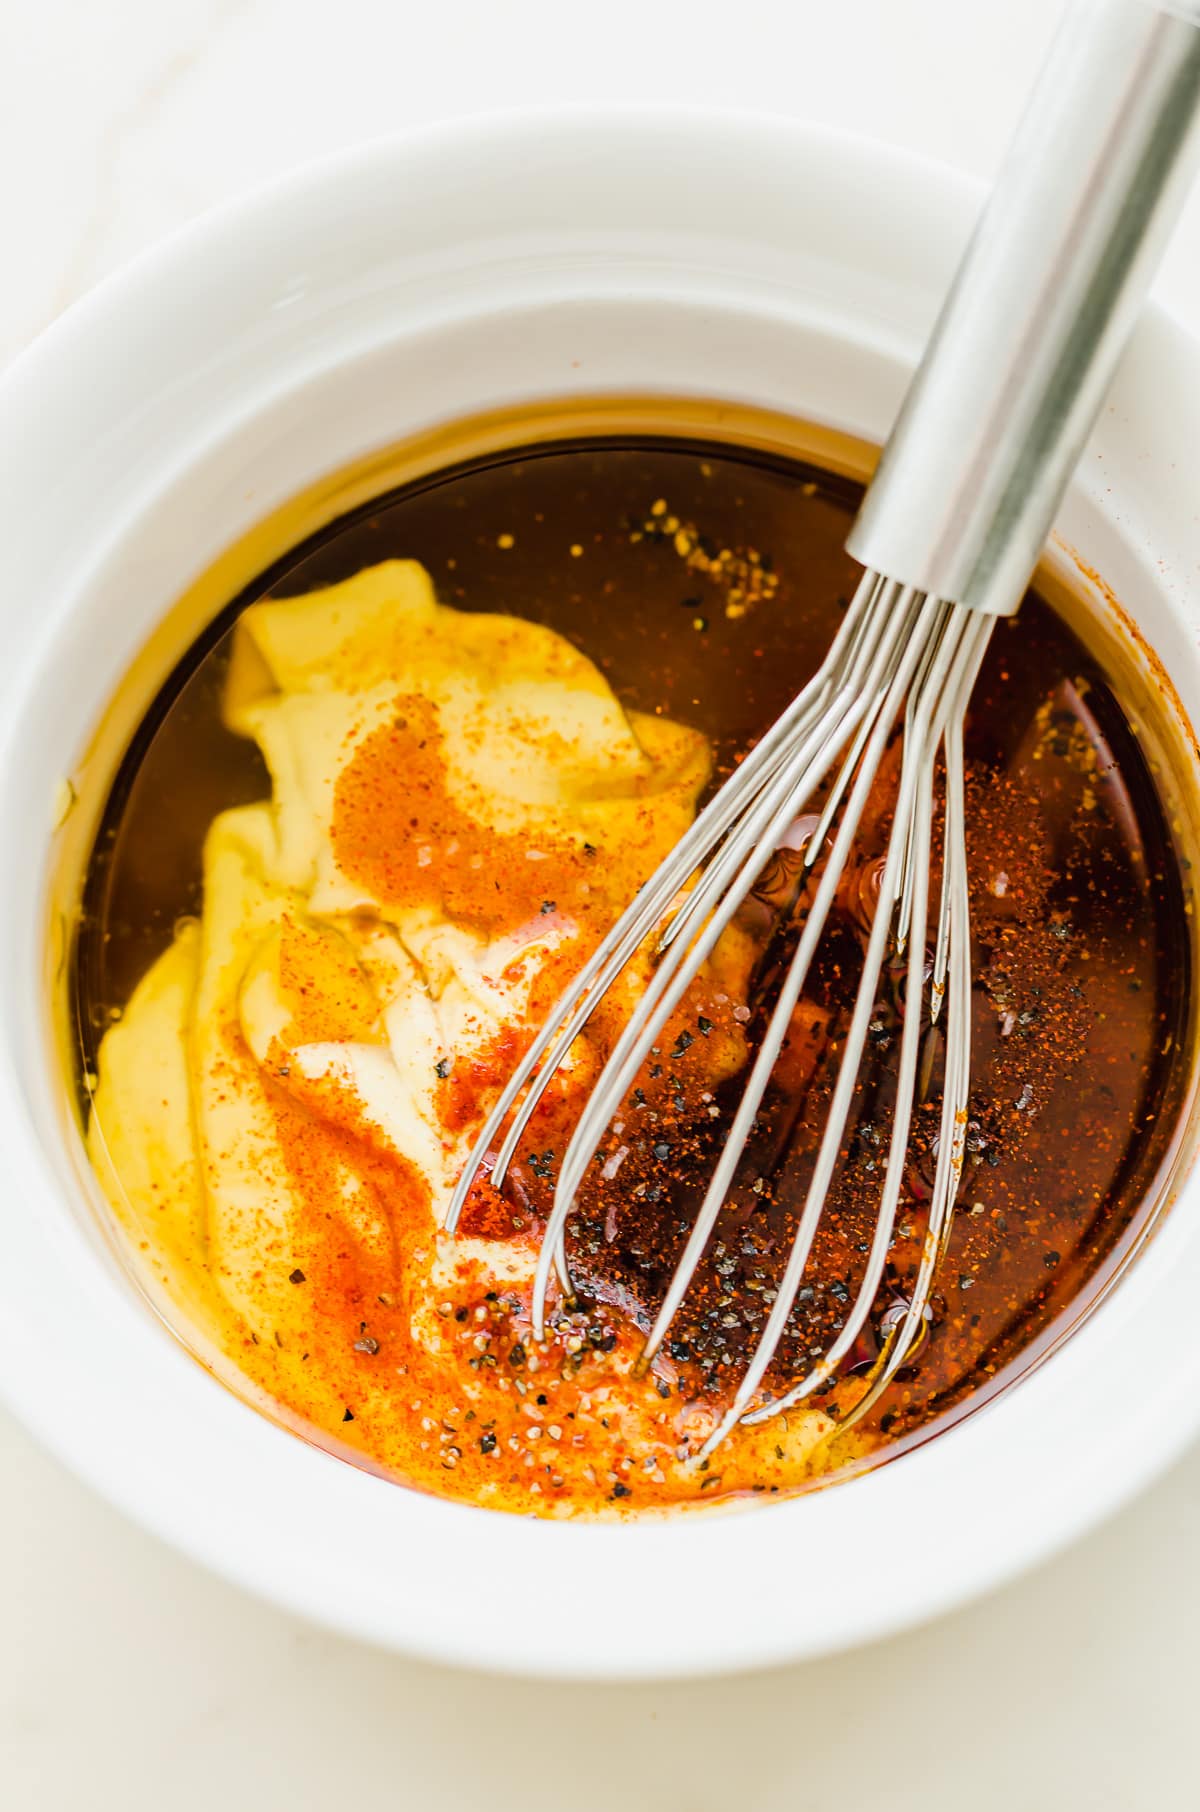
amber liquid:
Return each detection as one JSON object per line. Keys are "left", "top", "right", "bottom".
{"left": 74, "top": 436, "right": 1191, "bottom": 1466}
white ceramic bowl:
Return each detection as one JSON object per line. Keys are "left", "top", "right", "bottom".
{"left": 2, "top": 111, "right": 1200, "bottom": 1679}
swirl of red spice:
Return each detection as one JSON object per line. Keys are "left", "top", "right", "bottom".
{"left": 330, "top": 694, "right": 597, "bottom": 929}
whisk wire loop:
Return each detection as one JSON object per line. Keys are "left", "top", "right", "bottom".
{"left": 447, "top": 569, "right": 996, "bottom": 1451}
{"left": 532, "top": 583, "right": 925, "bottom": 1335}
{"left": 743, "top": 607, "right": 993, "bottom": 1434}
{"left": 693, "top": 599, "right": 979, "bottom": 1452}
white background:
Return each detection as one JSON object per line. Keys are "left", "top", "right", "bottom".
{"left": 5, "top": 1, "right": 1200, "bottom": 1806}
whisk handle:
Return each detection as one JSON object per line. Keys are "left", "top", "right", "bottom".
{"left": 847, "top": 0, "right": 1200, "bottom": 616}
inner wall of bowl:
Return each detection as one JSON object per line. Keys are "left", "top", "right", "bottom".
{"left": 40, "top": 382, "right": 1200, "bottom": 1466}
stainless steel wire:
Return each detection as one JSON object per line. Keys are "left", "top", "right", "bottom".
{"left": 446, "top": 571, "right": 996, "bottom": 1451}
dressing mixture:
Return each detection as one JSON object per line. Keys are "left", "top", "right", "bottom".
{"left": 76, "top": 438, "right": 1189, "bottom": 1515}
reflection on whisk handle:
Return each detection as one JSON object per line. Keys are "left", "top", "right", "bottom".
{"left": 848, "top": 0, "right": 1200, "bottom": 618}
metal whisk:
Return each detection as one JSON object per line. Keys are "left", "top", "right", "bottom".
{"left": 447, "top": 0, "right": 1200, "bottom": 1453}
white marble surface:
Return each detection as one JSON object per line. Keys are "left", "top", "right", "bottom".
{"left": 5, "top": 0, "right": 1200, "bottom": 1804}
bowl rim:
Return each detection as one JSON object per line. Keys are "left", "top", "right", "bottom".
{"left": 3, "top": 105, "right": 1200, "bottom": 1679}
